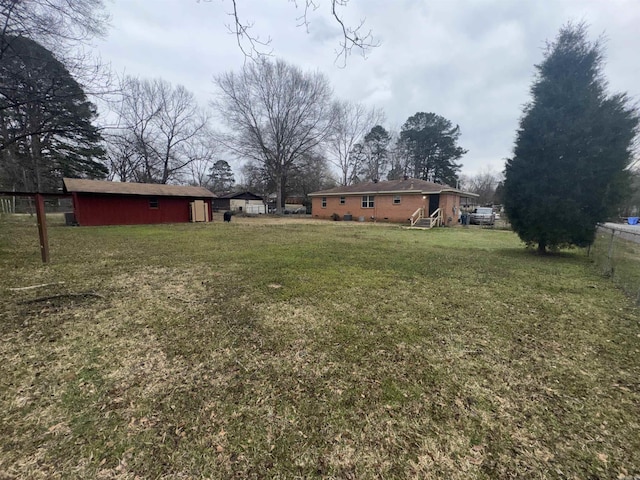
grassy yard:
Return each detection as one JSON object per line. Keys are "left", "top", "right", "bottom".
{"left": 1, "top": 214, "right": 639, "bottom": 479}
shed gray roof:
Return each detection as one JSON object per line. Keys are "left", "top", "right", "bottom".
{"left": 214, "top": 191, "right": 263, "bottom": 200}
{"left": 309, "top": 178, "right": 477, "bottom": 197}
{"left": 63, "top": 178, "right": 215, "bottom": 198}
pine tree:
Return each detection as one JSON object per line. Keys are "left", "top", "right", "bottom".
{"left": 208, "top": 160, "right": 235, "bottom": 192}
{"left": 398, "top": 112, "right": 466, "bottom": 186}
{"left": 503, "top": 23, "right": 639, "bottom": 253}
{"left": 0, "top": 36, "right": 106, "bottom": 191}
{"left": 358, "top": 125, "right": 391, "bottom": 181}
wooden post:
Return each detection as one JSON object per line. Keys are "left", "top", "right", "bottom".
{"left": 35, "top": 193, "right": 49, "bottom": 263}
{"left": 607, "top": 228, "right": 615, "bottom": 278}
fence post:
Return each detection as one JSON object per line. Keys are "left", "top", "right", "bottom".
{"left": 35, "top": 193, "right": 50, "bottom": 263}
{"left": 606, "top": 228, "right": 615, "bottom": 277}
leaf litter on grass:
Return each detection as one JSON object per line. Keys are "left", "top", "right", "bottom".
{"left": 1, "top": 217, "right": 640, "bottom": 478}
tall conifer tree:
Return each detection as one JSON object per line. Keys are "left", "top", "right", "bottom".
{"left": 399, "top": 112, "right": 466, "bottom": 186}
{"left": 0, "top": 36, "right": 106, "bottom": 191}
{"left": 504, "top": 23, "right": 639, "bottom": 253}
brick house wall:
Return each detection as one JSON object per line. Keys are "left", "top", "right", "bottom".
{"left": 438, "top": 193, "right": 462, "bottom": 226}
{"left": 309, "top": 178, "right": 475, "bottom": 225}
{"left": 312, "top": 193, "right": 429, "bottom": 223}
{"left": 312, "top": 192, "right": 464, "bottom": 225}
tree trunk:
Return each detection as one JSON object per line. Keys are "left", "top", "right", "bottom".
{"left": 537, "top": 241, "right": 547, "bottom": 254}
{"left": 30, "top": 134, "right": 43, "bottom": 192}
{"left": 275, "top": 175, "right": 283, "bottom": 214}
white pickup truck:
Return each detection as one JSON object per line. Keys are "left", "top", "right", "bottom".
{"left": 469, "top": 207, "right": 496, "bottom": 225}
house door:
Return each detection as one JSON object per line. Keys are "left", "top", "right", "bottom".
{"left": 428, "top": 194, "right": 440, "bottom": 216}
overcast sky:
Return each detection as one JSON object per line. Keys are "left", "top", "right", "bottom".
{"left": 93, "top": 0, "right": 640, "bottom": 178}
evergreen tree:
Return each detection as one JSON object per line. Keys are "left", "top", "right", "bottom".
{"left": 208, "top": 160, "right": 235, "bottom": 192}
{"left": 386, "top": 137, "right": 411, "bottom": 180}
{"left": 398, "top": 112, "right": 466, "bottom": 186}
{"left": 503, "top": 23, "right": 639, "bottom": 253}
{"left": 627, "top": 169, "right": 640, "bottom": 216}
{"left": 358, "top": 125, "right": 391, "bottom": 181}
{"left": 0, "top": 36, "right": 106, "bottom": 191}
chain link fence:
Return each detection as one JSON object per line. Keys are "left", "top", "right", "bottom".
{"left": 589, "top": 224, "right": 640, "bottom": 305}
{"left": 0, "top": 196, "right": 72, "bottom": 214}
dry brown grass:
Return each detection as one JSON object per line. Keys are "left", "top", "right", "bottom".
{"left": 1, "top": 214, "right": 639, "bottom": 479}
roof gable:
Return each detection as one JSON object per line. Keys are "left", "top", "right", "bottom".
{"left": 63, "top": 178, "right": 215, "bottom": 198}
{"left": 214, "top": 191, "right": 263, "bottom": 200}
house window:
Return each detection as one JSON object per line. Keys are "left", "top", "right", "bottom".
{"left": 339, "top": 196, "right": 346, "bottom": 205}
{"left": 321, "top": 197, "right": 327, "bottom": 208}
{"left": 362, "top": 195, "right": 374, "bottom": 208}
{"left": 393, "top": 195, "right": 401, "bottom": 204}
{"left": 149, "top": 197, "right": 159, "bottom": 209}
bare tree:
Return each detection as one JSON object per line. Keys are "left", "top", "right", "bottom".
{"left": 186, "top": 139, "right": 221, "bottom": 188}
{"left": 0, "top": 0, "right": 108, "bottom": 59}
{"left": 199, "top": 0, "right": 378, "bottom": 66}
{"left": 239, "top": 160, "right": 269, "bottom": 195}
{"left": 213, "top": 58, "right": 334, "bottom": 213}
{"left": 105, "top": 132, "right": 139, "bottom": 182}
{"left": 328, "top": 101, "right": 383, "bottom": 185}
{"left": 108, "top": 76, "right": 215, "bottom": 184}
{"left": 288, "top": 149, "right": 336, "bottom": 197}
{"left": 460, "top": 168, "right": 503, "bottom": 205}
{"left": 154, "top": 81, "right": 213, "bottom": 183}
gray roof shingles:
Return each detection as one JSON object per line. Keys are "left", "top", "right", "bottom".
{"left": 309, "top": 178, "right": 476, "bottom": 197}
{"left": 63, "top": 178, "right": 215, "bottom": 198}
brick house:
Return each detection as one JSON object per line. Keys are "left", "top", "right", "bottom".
{"left": 309, "top": 178, "right": 477, "bottom": 226}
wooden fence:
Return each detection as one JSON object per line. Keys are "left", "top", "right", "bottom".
{"left": 0, "top": 197, "right": 14, "bottom": 214}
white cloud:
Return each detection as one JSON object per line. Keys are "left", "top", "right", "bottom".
{"left": 93, "top": 0, "right": 640, "bottom": 177}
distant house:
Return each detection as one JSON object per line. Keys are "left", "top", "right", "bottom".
{"left": 63, "top": 178, "right": 214, "bottom": 226}
{"left": 212, "top": 191, "right": 266, "bottom": 214}
{"left": 309, "top": 178, "right": 477, "bottom": 226}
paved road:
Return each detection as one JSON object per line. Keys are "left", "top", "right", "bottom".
{"left": 601, "top": 222, "right": 640, "bottom": 244}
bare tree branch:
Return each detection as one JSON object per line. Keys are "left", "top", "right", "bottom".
{"left": 459, "top": 168, "right": 503, "bottom": 205}
{"left": 198, "top": 0, "right": 378, "bottom": 65}
{"left": 329, "top": 0, "right": 379, "bottom": 67}
{"left": 0, "top": 0, "right": 109, "bottom": 60}
{"left": 224, "top": 0, "right": 273, "bottom": 60}
{"left": 106, "top": 77, "right": 215, "bottom": 184}
{"left": 327, "top": 101, "right": 384, "bottom": 185}
{"left": 213, "top": 58, "right": 334, "bottom": 212}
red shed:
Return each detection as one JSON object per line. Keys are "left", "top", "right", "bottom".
{"left": 63, "top": 178, "right": 215, "bottom": 226}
